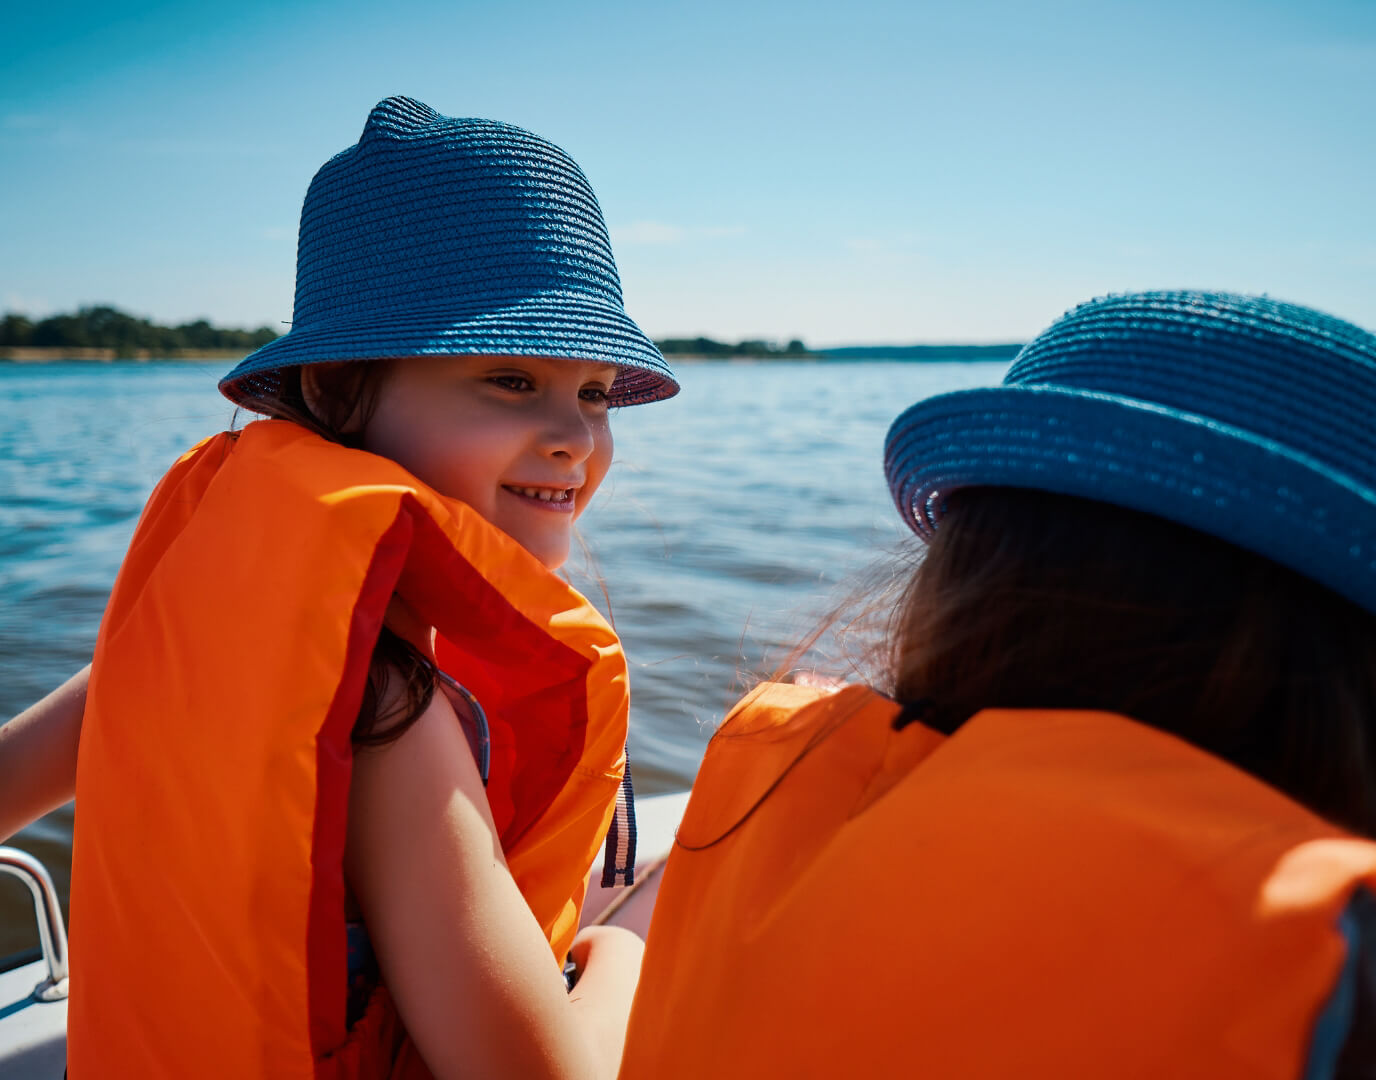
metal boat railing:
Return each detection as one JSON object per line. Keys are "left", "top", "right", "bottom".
{"left": 0, "top": 848, "right": 69, "bottom": 1001}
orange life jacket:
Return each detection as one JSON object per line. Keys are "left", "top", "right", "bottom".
{"left": 69, "top": 419, "right": 631, "bottom": 1078}
{"left": 621, "top": 682, "right": 1376, "bottom": 1078}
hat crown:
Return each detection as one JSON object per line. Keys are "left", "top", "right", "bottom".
{"left": 220, "top": 97, "right": 677, "bottom": 408}
{"left": 293, "top": 95, "right": 622, "bottom": 328}
{"left": 1006, "top": 291, "right": 1376, "bottom": 486}
{"left": 883, "top": 289, "right": 1376, "bottom": 614}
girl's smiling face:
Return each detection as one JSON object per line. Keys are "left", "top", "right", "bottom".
{"left": 360, "top": 354, "right": 619, "bottom": 570}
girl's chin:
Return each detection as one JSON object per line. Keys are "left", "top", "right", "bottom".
{"left": 516, "top": 534, "right": 571, "bottom": 572}
{"left": 536, "top": 549, "right": 568, "bottom": 572}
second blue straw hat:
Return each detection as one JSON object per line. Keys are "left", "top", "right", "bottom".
{"left": 884, "top": 290, "right": 1376, "bottom": 616}
{"left": 221, "top": 96, "right": 678, "bottom": 408}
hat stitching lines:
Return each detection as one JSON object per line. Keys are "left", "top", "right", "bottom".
{"left": 221, "top": 95, "right": 676, "bottom": 408}
{"left": 883, "top": 290, "right": 1376, "bottom": 614}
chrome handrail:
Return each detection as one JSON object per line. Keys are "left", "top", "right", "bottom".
{"left": 0, "top": 847, "right": 69, "bottom": 1002}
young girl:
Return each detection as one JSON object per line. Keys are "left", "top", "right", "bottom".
{"left": 3, "top": 95, "right": 677, "bottom": 1079}
{"left": 619, "top": 290, "right": 1376, "bottom": 1077}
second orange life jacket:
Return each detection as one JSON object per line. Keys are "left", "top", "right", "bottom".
{"left": 622, "top": 682, "right": 1375, "bottom": 1078}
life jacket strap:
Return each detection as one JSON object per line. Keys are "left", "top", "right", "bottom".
{"left": 601, "top": 749, "right": 637, "bottom": 887}
{"left": 437, "top": 669, "right": 491, "bottom": 786}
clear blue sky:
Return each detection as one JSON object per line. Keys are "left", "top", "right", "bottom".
{"left": 3, "top": 0, "right": 1373, "bottom": 345}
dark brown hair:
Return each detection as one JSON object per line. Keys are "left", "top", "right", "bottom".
{"left": 235, "top": 362, "right": 384, "bottom": 451}
{"left": 888, "top": 487, "right": 1376, "bottom": 836}
{"left": 238, "top": 361, "right": 438, "bottom": 747}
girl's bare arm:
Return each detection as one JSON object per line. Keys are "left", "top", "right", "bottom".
{"left": 0, "top": 665, "right": 88, "bottom": 843}
{"left": 345, "top": 686, "right": 642, "bottom": 1080}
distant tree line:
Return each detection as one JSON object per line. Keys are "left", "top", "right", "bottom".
{"left": 655, "top": 336, "right": 811, "bottom": 357}
{"left": 821, "top": 343, "right": 1022, "bottom": 361}
{"left": 1, "top": 308, "right": 1020, "bottom": 364}
{"left": 0, "top": 306, "right": 279, "bottom": 355}
{"left": 652, "top": 339, "right": 1023, "bottom": 361}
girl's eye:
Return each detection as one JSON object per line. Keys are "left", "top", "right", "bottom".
{"left": 580, "top": 386, "right": 611, "bottom": 406}
{"left": 490, "top": 374, "right": 533, "bottom": 392}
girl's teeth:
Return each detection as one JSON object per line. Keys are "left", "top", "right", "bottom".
{"left": 513, "top": 486, "right": 570, "bottom": 502}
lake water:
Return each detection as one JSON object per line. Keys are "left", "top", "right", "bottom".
{"left": 0, "top": 358, "right": 1007, "bottom": 958}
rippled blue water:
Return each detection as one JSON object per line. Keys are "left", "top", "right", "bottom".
{"left": 0, "top": 358, "right": 1006, "bottom": 954}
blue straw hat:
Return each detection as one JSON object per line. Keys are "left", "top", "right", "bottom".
{"left": 221, "top": 96, "right": 677, "bottom": 408}
{"left": 884, "top": 290, "right": 1376, "bottom": 615}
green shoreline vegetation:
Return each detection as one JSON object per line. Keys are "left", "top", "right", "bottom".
{"left": 0, "top": 306, "right": 277, "bottom": 359}
{"left": 0, "top": 306, "right": 1024, "bottom": 363}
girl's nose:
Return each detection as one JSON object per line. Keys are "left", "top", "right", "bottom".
{"left": 538, "top": 398, "right": 598, "bottom": 463}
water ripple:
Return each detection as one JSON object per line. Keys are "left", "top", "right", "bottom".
{"left": 0, "top": 358, "right": 1006, "bottom": 955}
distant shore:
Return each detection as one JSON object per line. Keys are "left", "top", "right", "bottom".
{"left": 3, "top": 345, "right": 1024, "bottom": 364}
{"left": 2, "top": 308, "right": 1023, "bottom": 365}
{"left": 0, "top": 347, "right": 244, "bottom": 362}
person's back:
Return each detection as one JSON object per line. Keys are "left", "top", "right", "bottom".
{"left": 621, "top": 291, "right": 1376, "bottom": 1077}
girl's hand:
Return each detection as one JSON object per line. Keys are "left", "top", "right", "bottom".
{"left": 790, "top": 670, "right": 847, "bottom": 691}
{"left": 568, "top": 924, "right": 644, "bottom": 973}
{"left": 566, "top": 926, "right": 644, "bottom": 1079}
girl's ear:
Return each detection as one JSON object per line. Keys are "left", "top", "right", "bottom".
{"left": 300, "top": 363, "right": 368, "bottom": 435}
{"left": 298, "top": 363, "right": 330, "bottom": 424}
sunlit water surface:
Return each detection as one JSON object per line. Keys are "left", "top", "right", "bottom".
{"left": 0, "top": 358, "right": 1006, "bottom": 957}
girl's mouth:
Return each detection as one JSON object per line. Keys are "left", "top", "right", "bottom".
{"left": 503, "top": 485, "right": 578, "bottom": 512}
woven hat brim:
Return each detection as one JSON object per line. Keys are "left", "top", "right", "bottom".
{"left": 884, "top": 385, "right": 1376, "bottom": 616}
{"left": 219, "top": 295, "right": 678, "bottom": 408}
